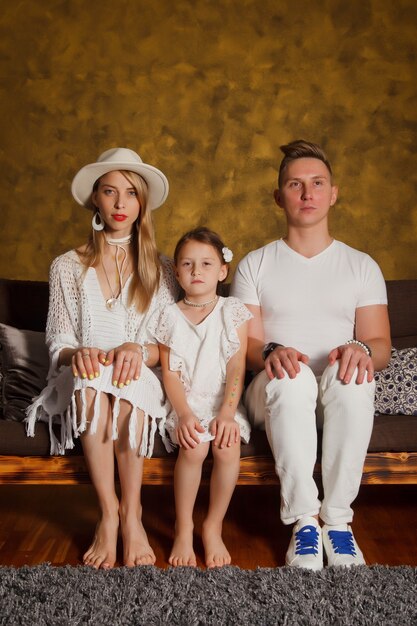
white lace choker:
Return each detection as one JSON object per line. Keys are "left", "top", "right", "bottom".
{"left": 183, "top": 296, "right": 217, "bottom": 308}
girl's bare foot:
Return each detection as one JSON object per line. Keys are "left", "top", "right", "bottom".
{"left": 83, "top": 513, "right": 119, "bottom": 569}
{"left": 202, "top": 522, "right": 231, "bottom": 568}
{"left": 169, "top": 528, "right": 197, "bottom": 567}
{"left": 120, "top": 509, "right": 156, "bottom": 566}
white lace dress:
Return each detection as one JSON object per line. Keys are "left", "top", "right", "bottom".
{"left": 150, "top": 296, "right": 252, "bottom": 446}
{"left": 26, "top": 250, "right": 178, "bottom": 456}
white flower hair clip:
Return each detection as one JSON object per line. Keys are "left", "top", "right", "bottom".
{"left": 222, "top": 246, "right": 233, "bottom": 263}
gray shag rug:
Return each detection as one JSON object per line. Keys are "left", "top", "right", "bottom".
{"left": 0, "top": 564, "right": 416, "bottom": 626}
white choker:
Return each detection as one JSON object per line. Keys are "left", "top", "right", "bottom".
{"left": 106, "top": 235, "right": 132, "bottom": 245}
{"left": 183, "top": 296, "right": 218, "bottom": 308}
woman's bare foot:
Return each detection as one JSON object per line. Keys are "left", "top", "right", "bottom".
{"left": 120, "top": 509, "right": 156, "bottom": 567}
{"left": 202, "top": 522, "right": 231, "bottom": 568}
{"left": 169, "top": 528, "right": 197, "bottom": 567}
{"left": 83, "top": 513, "right": 119, "bottom": 569}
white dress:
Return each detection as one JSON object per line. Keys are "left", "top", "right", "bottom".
{"left": 150, "top": 296, "right": 252, "bottom": 446}
{"left": 26, "top": 250, "right": 178, "bottom": 457}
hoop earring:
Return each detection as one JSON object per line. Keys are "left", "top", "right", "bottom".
{"left": 92, "top": 211, "right": 105, "bottom": 231}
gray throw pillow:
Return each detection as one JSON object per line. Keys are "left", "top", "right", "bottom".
{"left": 374, "top": 347, "right": 417, "bottom": 416}
{"left": 0, "top": 323, "right": 49, "bottom": 421}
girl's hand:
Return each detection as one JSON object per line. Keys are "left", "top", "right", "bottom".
{"left": 72, "top": 347, "right": 105, "bottom": 380}
{"left": 211, "top": 415, "right": 240, "bottom": 448}
{"left": 176, "top": 413, "right": 205, "bottom": 449}
{"left": 106, "top": 342, "right": 144, "bottom": 388}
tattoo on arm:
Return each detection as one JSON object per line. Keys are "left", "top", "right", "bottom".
{"left": 228, "top": 374, "right": 240, "bottom": 408}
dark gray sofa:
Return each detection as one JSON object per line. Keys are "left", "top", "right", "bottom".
{"left": 1, "top": 278, "right": 416, "bottom": 485}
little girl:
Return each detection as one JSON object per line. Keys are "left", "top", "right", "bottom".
{"left": 151, "top": 227, "right": 252, "bottom": 568}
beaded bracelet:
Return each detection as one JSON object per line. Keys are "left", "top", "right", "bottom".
{"left": 345, "top": 339, "right": 372, "bottom": 357}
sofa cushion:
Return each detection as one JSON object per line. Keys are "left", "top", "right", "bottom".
{"left": 0, "top": 323, "right": 49, "bottom": 421}
{"left": 374, "top": 347, "right": 417, "bottom": 416}
{"left": 1, "top": 414, "right": 417, "bottom": 456}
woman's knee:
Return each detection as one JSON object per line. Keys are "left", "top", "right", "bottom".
{"left": 76, "top": 389, "right": 114, "bottom": 437}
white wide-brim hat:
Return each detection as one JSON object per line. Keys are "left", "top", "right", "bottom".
{"left": 71, "top": 147, "right": 169, "bottom": 210}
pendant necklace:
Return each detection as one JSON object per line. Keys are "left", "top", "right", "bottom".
{"left": 102, "top": 235, "right": 132, "bottom": 311}
{"left": 183, "top": 295, "right": 218, "bottom": 308}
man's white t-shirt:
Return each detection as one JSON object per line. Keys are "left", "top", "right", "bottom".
{"left": 231, "top": 239, "right": 387, "bottom": 375}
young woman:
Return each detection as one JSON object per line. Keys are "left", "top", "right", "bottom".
{"left": 151, "top": 227, "right": 252, "bottom": 568}
{"left": 26, "top": 148, "right": 178, "bottom": 569}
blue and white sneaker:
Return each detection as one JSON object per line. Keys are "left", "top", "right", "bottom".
{"left": 285, "top": 516, "right": 323, "bottom": 571}
{"left": 322, "top": 524, "right": 366, "bottom": 567}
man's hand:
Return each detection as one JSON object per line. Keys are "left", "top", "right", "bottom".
{"left": 328, "top": 344, "right": 374, "bottom": 384}
{"left": 176, "top": 413, "right": 205, "bottom": 449}
{"left": 265, "top": 346, "right": 309, "bottom": 380}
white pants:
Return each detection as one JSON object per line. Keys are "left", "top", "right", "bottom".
{"left": 245, "top": 362, "right": 375, "bottom": 525}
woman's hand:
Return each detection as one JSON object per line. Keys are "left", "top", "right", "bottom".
{"left": 105, "top": 342, "right": 144, "bottom": 388}
{"left": 72, "top": 347, "right": 106, "bottom": 380}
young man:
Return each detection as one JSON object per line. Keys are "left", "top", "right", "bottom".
{"left": 231, "top": 140, "right": 391, "bottom": 570}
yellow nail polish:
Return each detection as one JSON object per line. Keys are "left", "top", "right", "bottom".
{"left": 95, "top": 372, "right": 99, "bottom": 377}
{"left": 106, "top": 360, "right": 110, "bottom": 365}
{"left": 73, "top": 370, "right": 78, "bottom": 377}
{"left": 101, "top": 359, "right": 106, "bottom": 364}
{"left": 118, "top": 383, "right": 124, "bottom": 389}
{"left": 89, "top": 374, "right": 94, "bottom": 380}
{"left": 113, "top": 380, "right": 118, "bottom": 386}
{"left": 82, "top": 373, "right": 87, "bottom": 379}
{"left": 126, "top": 379, "right": 130, "bottom": 385}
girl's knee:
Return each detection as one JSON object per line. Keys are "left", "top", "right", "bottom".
{"left": 211, "top": 442, "right": 241, "bottom": 462}
{"left": 180, "top": 443, "right": 210, "bottom": 463}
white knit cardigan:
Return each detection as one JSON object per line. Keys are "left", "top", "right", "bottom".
{"left": 26, "top": 250, "right": 179, "bottom": 455}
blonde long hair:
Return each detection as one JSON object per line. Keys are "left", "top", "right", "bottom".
{"left": 79, "top": 170, "right": 161, "bottom": 313}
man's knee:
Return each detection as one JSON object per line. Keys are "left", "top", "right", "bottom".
{"left": 320, "top": 361, "right": 341, "bottom": 387}
{"left": 265, "top": 362, "right": 318, "bottom": 407}
{"left": 245, "top": 363, "right": 318, "bottom": 428}
{"left": 320, "top": 361, "right": 376, "bottom": 396}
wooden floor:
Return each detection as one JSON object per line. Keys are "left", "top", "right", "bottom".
{"left": 0, "top": 484, "right": 416, "bottom": 569}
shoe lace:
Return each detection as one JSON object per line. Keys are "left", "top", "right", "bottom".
{"left": 328, "top": 530, "right": 356, "bottom": 555}
{"left": 295, "top": 525, "right": 319, "bottom": 555}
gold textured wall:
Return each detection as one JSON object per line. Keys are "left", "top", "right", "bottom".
{"left": 1, "top": 0, "right": 416, "bottom": 280}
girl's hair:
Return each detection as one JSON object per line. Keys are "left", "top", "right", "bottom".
{"left": 78, "top": 170, "right": 161, "bottom": 313}
{"left": 174, "top": 226, "right": 229, "bottom": 281}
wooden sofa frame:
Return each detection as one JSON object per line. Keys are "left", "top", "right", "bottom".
{"left": 2, "top": 451, "right": 417, "bottom": 486}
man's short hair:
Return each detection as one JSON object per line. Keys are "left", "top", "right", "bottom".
{"left": 278, "top": 140, "right": 332, "bottom": 187}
